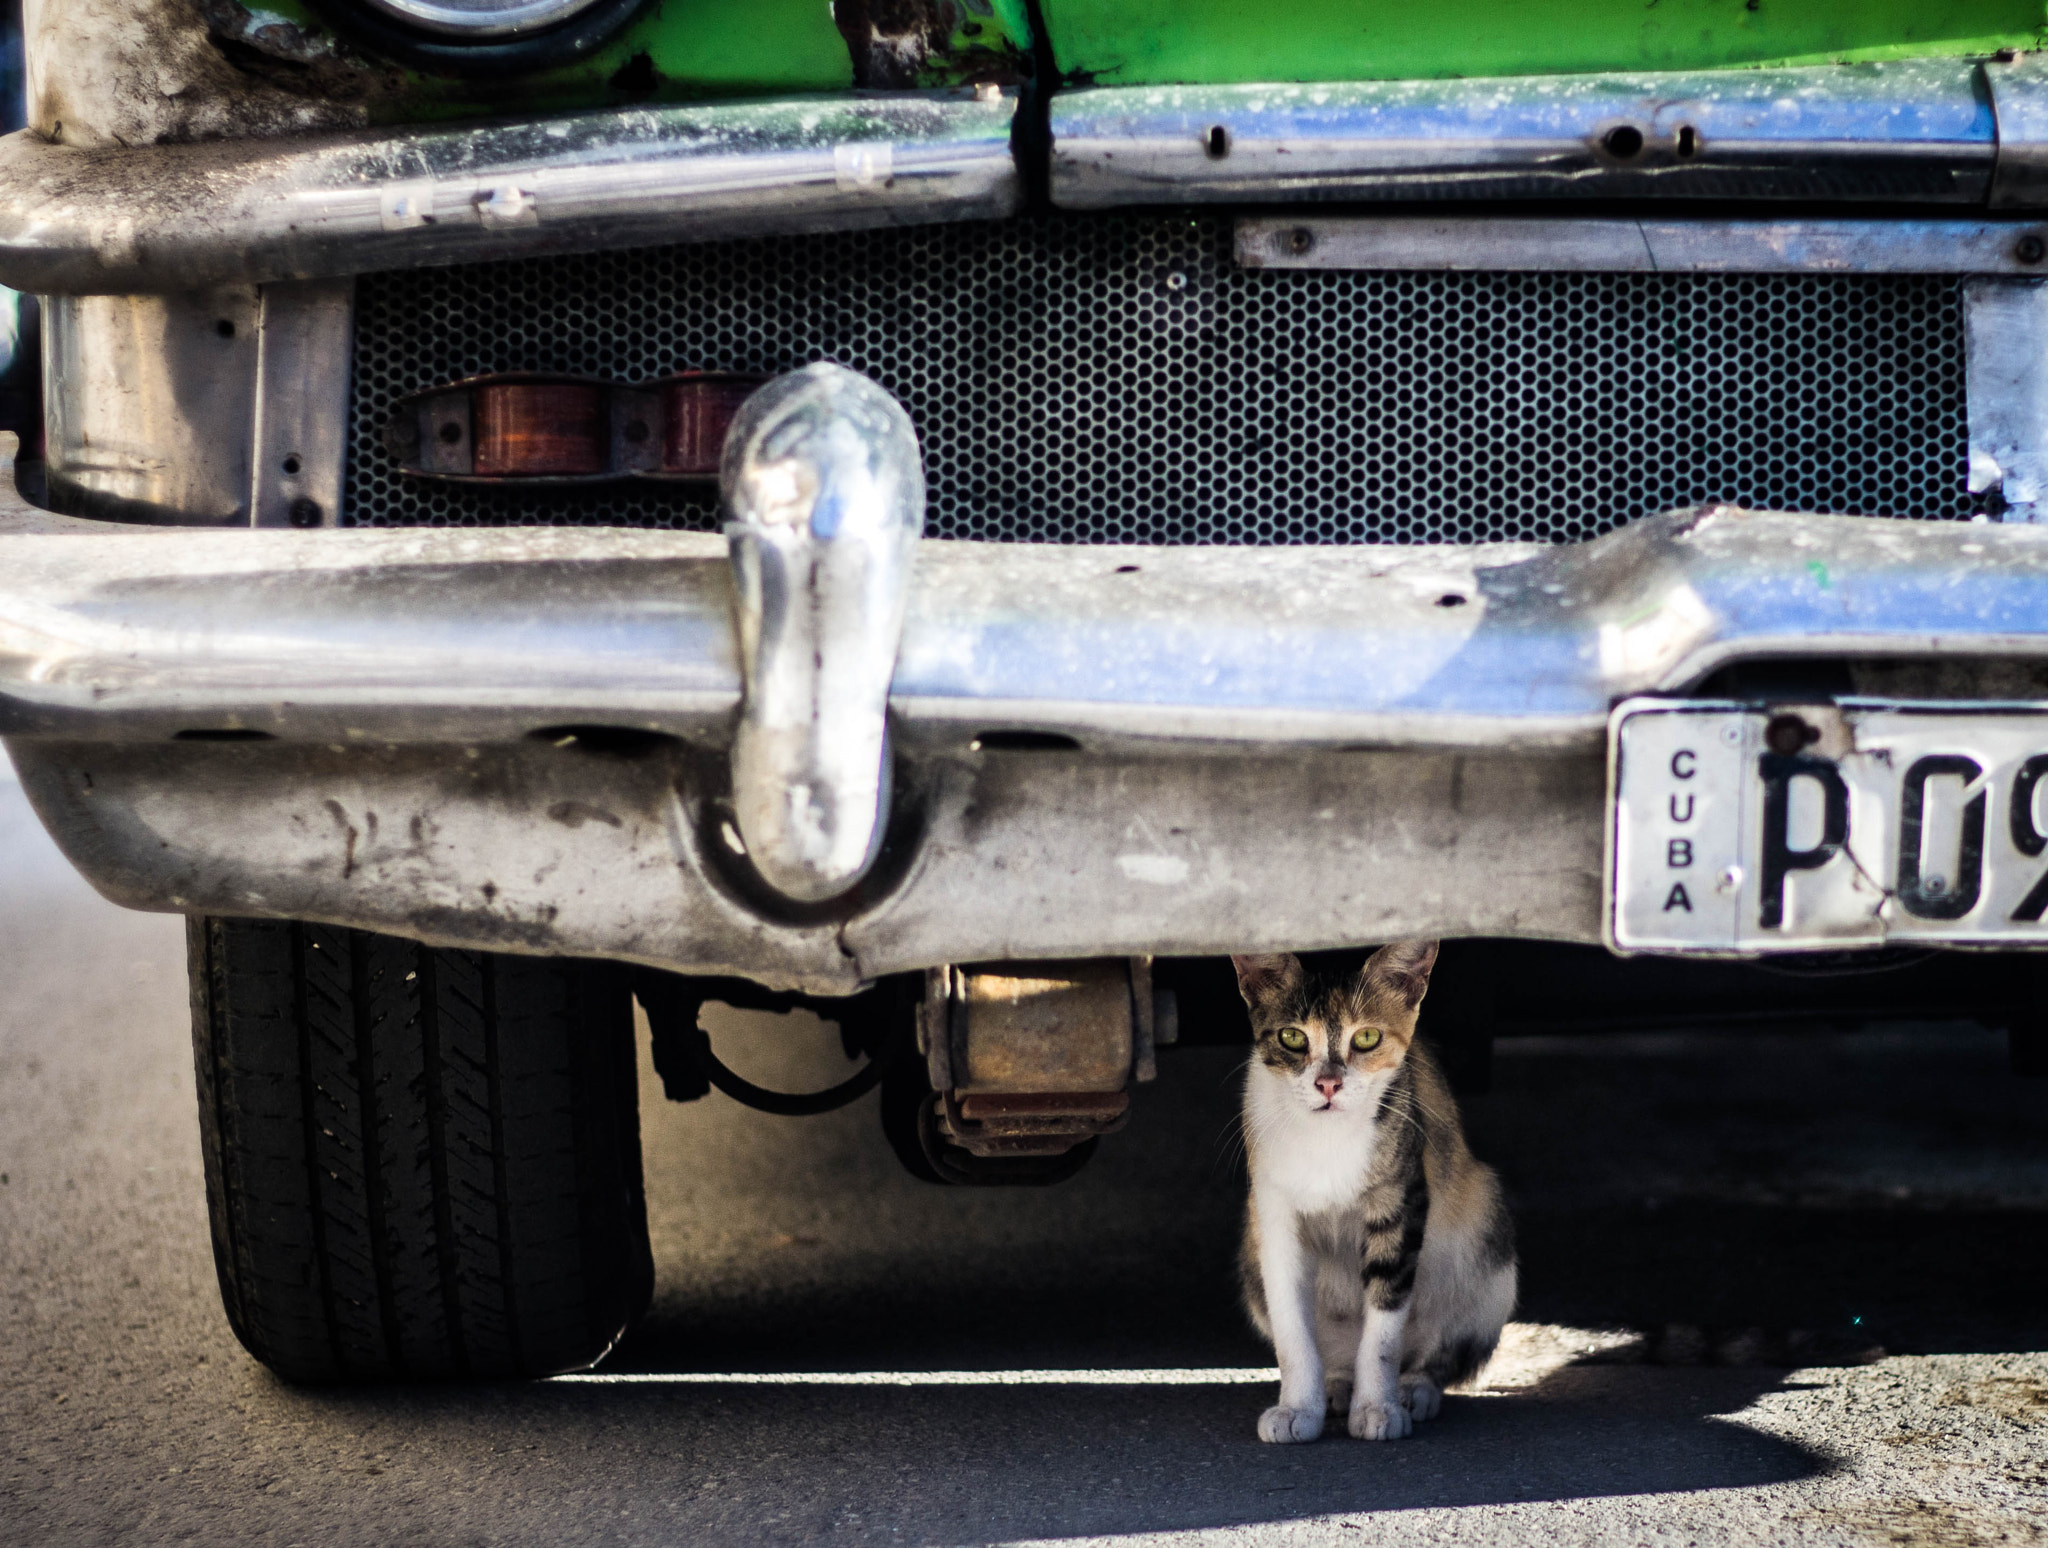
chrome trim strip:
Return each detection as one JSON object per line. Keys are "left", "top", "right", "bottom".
{"left": 0, "top": 89, "right": 1020, "bottom": 296}
{"left": 1965, "top": 276, "right": 2048, "bottom": 523}
{"left": 1052, "top": 64, "right": 1996, "bottom": 210}
{"left": 249, "top": 279, "right": 355, "bottom": 530}
{"left": 1238, "top": 216, "right": 2048, "bottom": 274}
{"left": 1987, "top": 53, "right": 2048, "bottom": 207}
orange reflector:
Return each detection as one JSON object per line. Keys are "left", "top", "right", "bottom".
{"left": 663, "top": 375, "right": 759, "bottom": 476}
{"left": 472, "top": 383, "right": 606, "bottom": 476}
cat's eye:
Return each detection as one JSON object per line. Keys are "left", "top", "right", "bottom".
{"left": 1351, "top": 1028, "right": 1384, "bottom": 1053}
{"left": 1276, "top": 1027, "right": 1308, "bottom": 1052}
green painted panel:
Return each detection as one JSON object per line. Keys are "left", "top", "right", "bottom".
{"left": 1038, "top": 0, "right": 2048, "bottom": 85}
{"left": 233, "top": 1, "right": 1029, "bottom": 122}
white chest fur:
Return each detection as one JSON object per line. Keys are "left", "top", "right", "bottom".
{"left": 1245, "top": 1067, "right": 1385, "bottom": 1216}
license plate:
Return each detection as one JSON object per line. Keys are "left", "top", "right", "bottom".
{"left": 1607, "top": 698, "right": 2048, "bottom": 953}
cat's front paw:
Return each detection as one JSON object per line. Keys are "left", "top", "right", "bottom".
{"left": 1349, "top": 1399, "right": 1414, "bottom": 1441}
{"left": 1401, "top": 1373, "right": 1443, "bottom": 1422}
{"left": 1257, "top": 1405, "right": 1325, "bottom": 1444}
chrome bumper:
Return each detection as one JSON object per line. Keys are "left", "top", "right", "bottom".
{"left": 8, "top": 437, "right": 2048, "bottom": 992}
{"left": 6, "top": 58, "right": 2048, "bottom": 299}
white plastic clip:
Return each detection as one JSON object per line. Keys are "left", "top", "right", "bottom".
{"left": 833, "top": 143, "right": 894, "bottom": 193}
{"left": 477, "top": 185, "right": 540, "bottom": 230}
{"left": 379, "top": 182, "right": 434, "bottom": 231}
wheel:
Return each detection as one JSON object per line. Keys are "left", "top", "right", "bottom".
{"left": 188, "top": 917, "right": 653, "bottom": 1382}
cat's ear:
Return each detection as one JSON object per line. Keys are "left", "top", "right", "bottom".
{"left": 1364, "top": 939, "right": 1438, "bottom": 1010}
{"left": 1231, "top": 953, "right": 1303, "bottom": 1009}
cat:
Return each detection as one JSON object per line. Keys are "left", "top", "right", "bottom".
{"left": 1234, "top": 942, "right": 1516, "bottom": 1443}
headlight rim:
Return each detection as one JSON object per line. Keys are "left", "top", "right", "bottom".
{"left": 355, "top": 0, "right": 607, "bottom": 41}
{"left": 301, "top": 0, "right": 651, "bottom": 76}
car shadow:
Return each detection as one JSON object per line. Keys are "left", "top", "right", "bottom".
{"left": 281, "top": 1359, "right": 1825, "bottom": 1546}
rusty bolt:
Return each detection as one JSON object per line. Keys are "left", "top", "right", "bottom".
{"left": 1765, "top": 714, "right": 1819, "bottom": 756}
{"left": 1285, "top": 227, "right": 1314, "bottom": 257}
{"left": 288, "top": 498, "right": 323, "bottom": 529}
{"left": 2019, "top": 235, "right": 2046, "bottom": 266}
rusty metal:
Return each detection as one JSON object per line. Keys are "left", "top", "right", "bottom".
{"left": 916, "top": 958, "right": 1154, "bottom": 1159}
{"left": 954, "top": 1092, "right": 1133, "bottom": 1121}
{"left": 952, "top": 960, "right": 1134, "bottom": 1093}
{"left": 939, "top": 1088, "right": 1130, "bottom": 1158}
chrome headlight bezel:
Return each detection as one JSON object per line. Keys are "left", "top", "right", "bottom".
{"left": 306, "top": 0, "right": 649, "bottom": 74}
{"left": 355, "top": 0, "right": 607, "bottom": 38}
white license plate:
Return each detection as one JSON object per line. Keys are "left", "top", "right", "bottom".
{"left": 1607, "top": 698, "right": 2048, "bottom": 953}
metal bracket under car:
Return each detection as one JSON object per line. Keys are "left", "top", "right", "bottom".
{"left": 915, "top": 958, "right": 1175, "bottom": 1173}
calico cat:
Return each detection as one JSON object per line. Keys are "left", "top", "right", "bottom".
{"left": 1235, "top": 942, "right": 1516, "bottom": 1443}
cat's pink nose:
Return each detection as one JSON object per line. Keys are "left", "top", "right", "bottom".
{"left": 1315, "top": 1074, "right": 1343, "bottom": 1100}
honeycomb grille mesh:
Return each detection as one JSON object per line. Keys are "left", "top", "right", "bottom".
{"left": 347, "top": 217, "right": 1971, "bottom": 543}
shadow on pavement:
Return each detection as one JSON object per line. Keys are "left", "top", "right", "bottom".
{"left": 262, "top": 1362, "right": 1825, "bottom": 1545}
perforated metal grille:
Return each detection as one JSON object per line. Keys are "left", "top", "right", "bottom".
{"left": 347, "top": 216, "right": 1971, "bottom": 543}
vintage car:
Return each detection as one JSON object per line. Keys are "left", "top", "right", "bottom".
{"left": 3, "top": 0, "right": 2048, "bottom": 1381}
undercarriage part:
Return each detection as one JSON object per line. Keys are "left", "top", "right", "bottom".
{"left": 634, "top": 971, "right": 917, "bottom": 1115}
{"left": 879, "top": 1059, "right": 1101, "bottom": 1188}
{"left": 912, "top": 958, "right": 1172, "bottom": 1170}
{"left": 940, "top": 1088, "right": 1129, "bottom": 1155}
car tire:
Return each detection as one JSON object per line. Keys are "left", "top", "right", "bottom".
{"left": 188, "top": 917, "right": 653, "bottom": 1382}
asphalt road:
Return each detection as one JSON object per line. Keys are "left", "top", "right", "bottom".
{"left": 4, "top": 756, "right": 2048, "bottom": 1547}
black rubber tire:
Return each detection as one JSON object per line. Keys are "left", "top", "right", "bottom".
{"left": 189, "top": 917, "right": 653, "bottom": 1382}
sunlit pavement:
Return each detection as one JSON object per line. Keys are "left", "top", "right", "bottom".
{"left": 2, "top": 752, "right": 2046, "bottom": 1547}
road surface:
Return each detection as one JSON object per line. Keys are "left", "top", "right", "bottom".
{"left": 3, "top": 756, "right": 2046, "bottom": 1546}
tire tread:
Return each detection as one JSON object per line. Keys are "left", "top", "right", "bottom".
{"left": 189, "top": 919, "right": 650, "bottom": 1382}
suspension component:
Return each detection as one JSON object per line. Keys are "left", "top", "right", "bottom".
{"left": 918, "top": 957, "right": 1174, "bottom": 1161}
